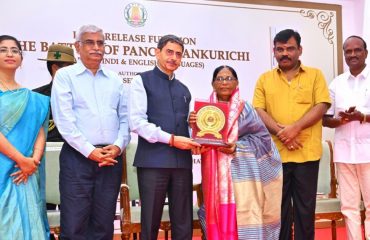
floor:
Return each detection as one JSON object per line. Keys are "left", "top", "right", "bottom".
{"left": 113, "top": 201, "right": 363, "bottom": 240}
{"left": 113, "top": 226, "right": 364, "bottom": 240}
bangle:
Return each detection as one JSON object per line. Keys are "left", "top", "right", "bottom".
{"left": 169, "top": 134, "right": 175, "bottom": 147}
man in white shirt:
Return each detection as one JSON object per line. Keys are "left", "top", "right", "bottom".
{"left": 50, "top": 25, "right": 130, "bottom": 239}
{"left": 323, "top": 35, "right": 369, "bottom": 240}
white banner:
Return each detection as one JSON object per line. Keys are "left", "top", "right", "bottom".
{"left": 2, "top": 0, "right": 341, "bottom": 96}
{"left": 1, "top": 0, "right": 342, "bottom": 182}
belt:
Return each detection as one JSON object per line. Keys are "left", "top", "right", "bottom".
{"left": 94, "top": 144, "right": 109, "bottom": 148}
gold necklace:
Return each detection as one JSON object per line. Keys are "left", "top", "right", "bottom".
{"left": 0, "top": 79, "right": 19, "bottom": 93}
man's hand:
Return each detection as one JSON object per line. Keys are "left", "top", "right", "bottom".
{"left": 88, "top": 148, "right": 118, "bottom": 167}
{"left": 338, "top": 108, "right": 363, "bottom": 122}
{"left": 284, "top": 138, "right": 303, "bottom": 151}
{"left": 276, "top": 123, "right": 301, "bottom": 144}
{"left": 173, "top": 136, "right": 201, "bottom": 150}
{"left": 98, "top": 145, "right": 121, "bottom": 167}
{"left": 102, "top": 145, "right": 121, "bottom": 159}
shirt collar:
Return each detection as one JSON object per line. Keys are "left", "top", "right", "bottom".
{"left": 276, "top": 61, "right": 306, "bottom": 74}
{"left": 155, "top": 65, "right": 175, "bottom": 80}
{"left": 75, "top": 61, "right": 108, "bottom": 77}
{"left": 349, "top": 65, "right": 370, "bottom": 80}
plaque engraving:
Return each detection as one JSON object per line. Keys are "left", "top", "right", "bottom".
{"left": 192, "top": 100, "right": 229, "bottom": 146}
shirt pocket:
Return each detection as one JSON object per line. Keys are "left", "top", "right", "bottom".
{"left": 294, "top": 88, "right": 313, "bottom": 104}
{"left": 102, "top": 88, "right": 120, "bottom": 110}
{"left": 361, "top": 89, "right": 370, "bottom": 109}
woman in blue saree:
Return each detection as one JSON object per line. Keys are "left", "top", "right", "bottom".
{"left": 0, "top": 35, "right": 49, "bottom": 239}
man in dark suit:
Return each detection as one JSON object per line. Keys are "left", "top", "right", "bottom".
{"left": 128, "top": 35, "right": 200, "bottom": 240}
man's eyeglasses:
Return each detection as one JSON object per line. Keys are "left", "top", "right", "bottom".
{"left": 79, "top": 40, "right": 105, "bottom": 48}
{"left": 214, "top": 76, "right": 237, "bottom": 82}
{"left": 0, "top": 47, "right": 22, "bottom": 55}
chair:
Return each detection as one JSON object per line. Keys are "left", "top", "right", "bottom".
{"left": 315, "top": 140, "right": 367, "bottom": 240}
{"left": 44, "top": 142, "right": 63, "bottom": 237}
{"left": 315, "top": 140, "right": 344, "bottom": 240}
{"left": 119, "top": 143, "right": 204, "bottom": 240}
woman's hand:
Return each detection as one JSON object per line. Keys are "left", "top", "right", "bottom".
{"left": 32, "top": 156, "right": 41, "bottom": 166}
{"left": 11, "top": 156, "right": 37, "bottom": 185}
{"left": 192, "top": 146, "right": 211, "bottom": 155}
{"left": 10, "top": 170, "right": 29, "bottom": 185}
{"left": 217, "top": 142, "right": 236, "bottom": 154}
{"left": 188, "top": 111, "right": 197, "bottom": 129}
{"left": 17, "top": 157, "right": 37, "bottom": 176}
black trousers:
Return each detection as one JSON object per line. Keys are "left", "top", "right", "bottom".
{"left": 137, "top": 167, "right": 193, "bottom": 240}
{"left": 59, "top": 143, "right": 122, "bottom": 240}
{"left": 279, "top": 160, "right": 320, "bottom": 240}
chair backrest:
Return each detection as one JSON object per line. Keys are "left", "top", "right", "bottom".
{"left": 45, "top": 142, "right": 63, "bottom": 205}
{"left": 317, "top": 140, "right": 336, "bottom": 197}
{"left": 123, "top": 143, "right": 140, "bottom": 201}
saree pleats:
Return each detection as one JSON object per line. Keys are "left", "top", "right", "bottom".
{"left": 0, "top": 89, "right": 49, "bottom": 239}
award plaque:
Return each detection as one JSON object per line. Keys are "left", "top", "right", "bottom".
{"left": 192, "top": 100, "right": 229, "bottom": 146}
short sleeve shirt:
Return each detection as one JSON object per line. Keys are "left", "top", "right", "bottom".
{"left": 253, "top": 64, "right": 331, "bottom": 163}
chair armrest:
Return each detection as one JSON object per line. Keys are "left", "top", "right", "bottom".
{"left": 325, "top": 140, "right": 338, "bottom": 198}
{"left": 120, "top": 184, "right": 132, "bottom": 224}
{"left": 193, "top": 183, "right": 203, "bottom": 207}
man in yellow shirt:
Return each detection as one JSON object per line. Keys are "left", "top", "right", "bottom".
{"left": 253, "top": 29, "right": 331, "bottom": 240}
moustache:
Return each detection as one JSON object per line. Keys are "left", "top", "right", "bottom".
{"left": 168, "top": 60, "right": 178, "bottom": 65}
{"left": 89, "top": 51, "right": 103, "bottom": 55}
{"left": 349, "top": 57, "right": 358, "bottom": 61}
{"left": 280, "top": 56, "right": 291, "bottom": 61}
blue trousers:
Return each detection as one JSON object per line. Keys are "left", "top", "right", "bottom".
{"left": 137, "top": 167, "right": 193, "bottom": 240}
{"left": 59, "top": 143, "right": 122, "bottom": 240}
